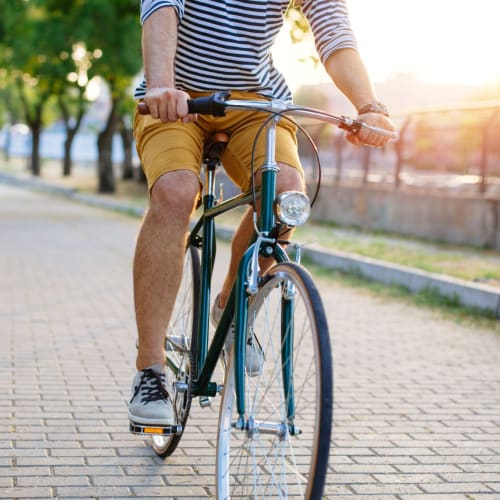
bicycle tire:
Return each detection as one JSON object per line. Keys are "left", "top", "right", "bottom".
{"left": 151, "top": 245, "right": 200, "bottom": 458}
{"left": 216, "top": 262, "right": 333, "bottom": 499}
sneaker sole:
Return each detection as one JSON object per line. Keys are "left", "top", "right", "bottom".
{"left": 128, "top": 411, "right": 175, "bottom": 427}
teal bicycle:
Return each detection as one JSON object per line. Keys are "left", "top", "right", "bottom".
{"left": 133, "top": 91, "right": 396, "bottom": 498}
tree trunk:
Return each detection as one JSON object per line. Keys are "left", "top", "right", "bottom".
{"left": 118, "top": 115, "right": 134, "bottom": 180}
{"left": 59, "top": 93, "right": 86, "bottom": 177}
{"left": 137, "top": 163, "right": 147, "bottom": 183}
{"left": 29, "top": 105, "right": 43, "bottom": 176}
{"left": 97, "top": 99, "right": 119, "bottom": 193}
{"left": 3, "top": 125, "right": 11, "bottom": 163}
{"left": 63, "top": 128, "right": 77, "bottom": 176}
{"left": 18, "top": 83, "right": 44, "bottom": 176}
{"left": 30, "top": 125, "right": 41, "bottom": 176}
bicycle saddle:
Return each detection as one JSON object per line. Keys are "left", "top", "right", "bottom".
{"left": 203, "top": 132, "right": 229, "bottom": 166}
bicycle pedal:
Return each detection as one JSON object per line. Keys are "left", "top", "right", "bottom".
{"left": 129, "top": 421, "right": 183, "bottom": 436}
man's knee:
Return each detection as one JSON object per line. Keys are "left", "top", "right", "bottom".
{"left": 149, "top": 170, "right": 200, "bottom": 221}
{"left": 276, "top": 163, "right": 305, "bottom": 194}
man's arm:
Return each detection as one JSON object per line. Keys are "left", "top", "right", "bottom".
{"left": 142, "top": 7, "right": 194, "bottom": 122}
{"left": 324, "top": 48, "right": 396, "bottom": 147}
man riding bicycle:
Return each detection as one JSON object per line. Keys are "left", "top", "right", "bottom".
{"left": 129, "top": 0, "right": 396, "bottom": 428}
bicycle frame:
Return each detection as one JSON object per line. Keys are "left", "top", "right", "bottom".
{"left": 188, "top": 115, "right": 292, "bottom": 423}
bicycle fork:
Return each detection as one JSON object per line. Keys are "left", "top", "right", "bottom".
{"left": 231, "top": 117, "right": 300, "bottom": 437}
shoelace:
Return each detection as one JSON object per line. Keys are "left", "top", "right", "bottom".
{"left": 133, "top": 368, "right": 169, "bottom": 404}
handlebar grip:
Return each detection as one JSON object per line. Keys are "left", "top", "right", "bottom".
{"left": 187, "top": 90, "right": 231, "bottom": 116}
{"left": 137, "top": 90, "right": 231, "bottom": 117}
{"left": 361, "top": 122, "right": 399, "bottom": 140}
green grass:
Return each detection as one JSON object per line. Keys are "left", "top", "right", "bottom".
{"left": 305, "top": 258, "right": 500, "bottom": 333}
{"left": 295, "top": 221, "right": 500, "bottom": 284}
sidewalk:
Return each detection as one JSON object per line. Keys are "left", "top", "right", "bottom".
{"left": 1, "top": 167, "right": 499, "bottom": 318}
{"left": 1, "top": 182, "right": 500, "bottom": 498}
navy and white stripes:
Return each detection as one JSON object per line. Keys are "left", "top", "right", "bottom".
{"left": 135, "top": 0, "right": 357, "bottom": 102}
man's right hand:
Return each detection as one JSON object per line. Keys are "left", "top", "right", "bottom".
{"left": 144, "top": 87, "right": 197, "bottom": 123}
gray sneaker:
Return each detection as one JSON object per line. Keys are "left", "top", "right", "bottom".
{"left": 129, "top": 365, "right": 175, "bottom": 426}
{"left": 211, "top": 294, "right": 265, "bottom": 377}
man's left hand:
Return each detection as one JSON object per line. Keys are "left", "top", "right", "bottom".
{"left": 346, "top": 112, "right": 397, "bottom": 148}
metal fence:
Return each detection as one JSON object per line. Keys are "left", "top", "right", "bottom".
{"left": 298, "top": 100, "right": 500, "bottom": 196}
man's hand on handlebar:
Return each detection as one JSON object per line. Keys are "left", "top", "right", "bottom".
{"left": 346, "top": 112, "right": 397, "bottom": 148}
{"left": 137, "top": 91, "right": 398, "bottom": 144}
{"left": 143, "top": 87, "right": 197, "bottom": 123}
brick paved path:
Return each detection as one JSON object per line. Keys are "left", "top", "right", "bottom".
{"left": 1, "top": 184, "right": 499, "bottom": 499}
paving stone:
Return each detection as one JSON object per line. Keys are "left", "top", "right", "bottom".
{"left": 0, "top": 487, "right": 54, "bottom": 498}
{"left": 1, "top": 184, "right": 499, "bottom": 498}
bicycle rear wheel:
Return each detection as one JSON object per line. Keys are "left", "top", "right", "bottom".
{"left": 151, "top": 245, "right": 200, "bottom": 458}
{"left": 216, "top": 262, "right": 333, "bottom": 499}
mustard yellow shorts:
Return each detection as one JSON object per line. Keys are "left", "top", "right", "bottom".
{"left": 133, "top": 91, "right": 303, "bottom": 192}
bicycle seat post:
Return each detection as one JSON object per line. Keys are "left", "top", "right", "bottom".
{"left": 196, "top": 133, "right": 229, "bottom": 379}
{"left": 203, "top": 133, "right": 229, "bottom": 202}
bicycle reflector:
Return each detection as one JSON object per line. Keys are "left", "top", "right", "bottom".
{"left": 273, "top": 191, "right": 311, "bottom": 227}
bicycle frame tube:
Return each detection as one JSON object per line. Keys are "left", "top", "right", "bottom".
{"left": 233, "top": 117, "right": 289, "bottom": 418}
{"left": 259, "top": 117, "right": 279, "bottom": 235}
{"left": 282, "top": 296, "right": 295, "bottom": 425}
{"left": 190, "top": 114, "right": 295, "bottom": 421}
{"left": 196, "top": 166, "right": 216, "bottom": 379}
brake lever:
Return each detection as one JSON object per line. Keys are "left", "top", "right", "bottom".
{"left": 339, "top": 115, "right": 399, "bottom": 140}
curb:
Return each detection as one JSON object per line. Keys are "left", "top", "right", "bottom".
{"left": 1, "top": 170, "right": 499, "bottom": 318}
{"left": 302, "top": 246, "right": 500, "bottom": 318}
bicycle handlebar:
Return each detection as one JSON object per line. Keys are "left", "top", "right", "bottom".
{"left": 137, "top": 91, "right": 398, "bottom": 140}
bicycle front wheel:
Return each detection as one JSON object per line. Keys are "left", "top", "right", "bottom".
{"left": 216, "top": 262, "right": 333, "bottom": 499}
{"left": 151, "top": 245, "right": 200, "bottom": 458}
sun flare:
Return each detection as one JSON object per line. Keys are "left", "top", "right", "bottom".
{"left": 273, "top": 0, "right": 500, "bottom": 90}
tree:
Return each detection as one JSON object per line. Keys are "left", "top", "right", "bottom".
{"left": 39, "top": 0, "right": 102, "bottom": 176}
{"left": 76, "top": 0, "right": 142, "bottom": 193}
{"left": 2, "top": 1, "right": 55, "bottom": 175}
{"left": 117, "top": 95, "right": 137, "bottom": 180}
{"left": 55, "top": 43, "right": 100, "bottom": 177}
{"left": 2, "top": 0, "right": 92, "bottom": 176}
{"left": 0, "top": 68, "right": 23, "bottom": 162}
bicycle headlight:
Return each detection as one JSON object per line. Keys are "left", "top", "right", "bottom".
{"left": 273, "top": 191, "right": 311, "bottom": 227}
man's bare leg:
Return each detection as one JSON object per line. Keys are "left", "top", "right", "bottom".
{"left": 134, "top": 170, "right": 200, "bottom": 370}
{"left": 217, "top": 164, "right": 304, "bottom": 309}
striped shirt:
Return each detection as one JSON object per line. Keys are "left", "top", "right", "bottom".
{"left": 134, "top": 0, "right": 357, "bottom": 102}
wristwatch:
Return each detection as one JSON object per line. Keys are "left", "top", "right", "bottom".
{"left": 357, "top": 101, "right": 390, "bottom": 117}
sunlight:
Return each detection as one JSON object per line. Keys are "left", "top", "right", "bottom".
{"left": 273, "top": 0, "right": 500, "bottom": 89}
{"left": 348, "top": 0, "right": 500, "bottom": 86}
{"left": 85, "top": 76, "right": 102, "bottom": 102}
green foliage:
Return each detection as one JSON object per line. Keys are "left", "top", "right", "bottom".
{"left": 285, "top": 6, "right": 319, "bottom": 67}
{"left": 1, "top": 0, "right": 142, "bottom": 122}
{"left": 0, "top": 0, "right": 143, "bottom": 181}
{"left": 286, "top": 7, "right": 310, "bottom": 44}
{"left": 74, "top": 0, "right": 142, "bottom": 97}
